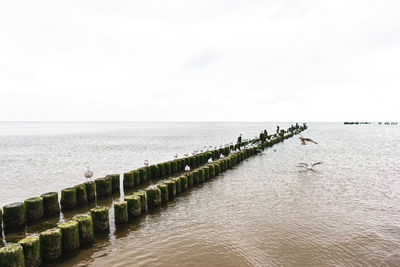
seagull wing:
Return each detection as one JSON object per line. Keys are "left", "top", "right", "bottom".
{"left": 311, "top": 162, "right": 323, "bottom": 167}
{"left": 298, "top": 163, "right": 309, "bottom": 167}
{"left": 305, "top": 138, "right": 318, "bottom": 144}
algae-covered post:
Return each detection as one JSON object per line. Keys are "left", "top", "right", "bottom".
{"left": 72, "top": 214, "right": 94, "bottom": 244}
{"left": 3, "top": 202, "right": 25, "bottom": 229}
{"left": 0, "top": 243, "right": 25, "bottom": 267}
{"left": 166, "top": 180, "right": 176, "bottom": 199}
{"left": 94, "top": 177, "right": 112, "bottom": 197}
{"left": 18, "top": 235, "right": 41, "bottom": 267}
{"left": 74, "top": 184, "right": 88, "bottom": 204}
{"left": 134, "top": 191, "right": 147, "bottom": 213}
{"left": 60, "top": 187, "right": 77, "bottom": 209}
{"left": 114, "top": 201, "right": 128, "bottom": 225}
{"left": 24, "top": 197, "right": 44, "bottom": 222}
{"left": 40, "top": 192, "right": 60, "bottom": 216}
{"left": 124, "top": 195, "right": 141, "bottom": 218}
{"left": 58, "top": 220, "right": 80, "bottom": 252}
{"left": 123, "top": 172, "right": 134, "bottom": 189}
{"left": 90, "top": 206, "right": 109, "bottom": 232}
{"left": 84, "top": 181, "right": 96, "bottom": 201}
{"left": 106, "top": 174, "right": 120, "bottom": 192}
{"left": 146, "top": 187, "right": 161, "bottom": 209}
{"left": 157, "top": 184, "right": 169, "bottom": 204}
{"left": 39, "top": 228, "right": 62, "bottom": 262}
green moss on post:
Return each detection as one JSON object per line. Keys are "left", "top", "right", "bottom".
{"left": 39, "top": 228, "right": 62, "bottom": 262}
{"left": 138, "top": 168, "right": 148, "bottom": 184}
{"left": 60, "top": 187, "right": 77, "bottom": 209}
{"left": 204, "top": 167, "right": 210, "bottom": 180}
{"left": 124, "top": 195, "right": 141, "bottom": 218}
{"left": 123, "top": 172, "right": 134, "bottom": 189}
{"left": 72, "top": 214, "right": 94, "bottom": 244}
{"left": 179, "top": 175, "right": 188, "bottom": 192}
{"left": 74, "top": 184, "right": 88, "bottom": 204}
{"left": 199, "top": 169, "right": 205, "bottom": 183}
{"left": 146, "top": 187, "right": 161, "bottom": 209}
{"left": 40, "top": 192, "right": 60, "bottom": 216}
{"left": 3, "top": 202, "right": 25, "bottom": 229}
{"left": 208, "top": 164, "right": 215, "bottom": 178}
{"left": 173, "top": 178, "right": 181, "bottom": 195}
{"left": 133, "top": 191, "right": 147, "bottom": 212}
{"left": 191, "top": 171, "right": 198, "bottom": 185}
{"left": 107, "top": 174, "right": 120, "bottom": 192}
{"left": 0, "top": 243, "right": 25, "bottom": 267}
{"left": 157, "top": 184, "right": 169, "bottom": 203}
{"left": 149, "top": 165, "right": 160, "bottom": 179}
{"left": 114, "top": 201, "right": 128, "bottom": 225}
{"left": 58, "top": 220, "right": 80, "bottom": 252}
{"left": 186, "top": 173, "right": 194, "bottom": 188}
{"left": 90, "top": 206, "right": 109, "bottom": 232}
{"left": 171, "top": 160, "right": 178, "bottom": 174}
{"left": 164, "top": 162, "right": 171, "bottom": 175}
{"left": 157, "top": 163, "right": 166, "bottom": 177}
{"left": 18, "top": 235, "right": 41, "bottom": 267}
{"left": 95, "top": 177, "right": 112, "bottom": 197}
{"left": 165, "top": 180, "right": 176, "bottom": 199}
{"left": 189, "top": 157, "right": 196, "bottom": 168}
{"left": 24, "top": 197, "right": 44, "bottom": 221}
{"left": 84, "top": 181, "right": 95, "bottom": 202}
{"left": 214, "top": 163, "right": 221, "bottom": 175}
{"left": 133, "top": 170, "right": 140, "bottom": 187}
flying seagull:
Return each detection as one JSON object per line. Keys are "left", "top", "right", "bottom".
{"left": 297, "top": 162, "right": 323, "bottom": 170}
{"left": 299, "top": 134, "right": 318, "bottom": 145}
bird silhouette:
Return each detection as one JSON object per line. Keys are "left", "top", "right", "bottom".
{"left": 185, "top": 165, "right": 191, "bottom": 172}
{"left": 297, "top": 162, "right": 323, "bottom": 170}
{"left": 144, "top": 160, "right": 149, "bottom": 167}
{"left": 299, "top": 134, "right": 318, "bottom": 145}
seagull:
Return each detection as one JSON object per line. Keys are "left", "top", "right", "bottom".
{"left": 84, "top": 166, "right": 93, "bottom": 182}
{"left": 299, "top": 134, "right": 318, "bottom": 145}
{"left": 144, "top": 160, "right": 149, "bottom": 167}
{"left": 184, "top": 153, "right": 189, "bottom": 157}
{"left": 185, "top": 165, "right": 190, "bottom": 172}
{"left": 208, "top": 158, "right": 213, "bottom": 163}
{"left": 297, "top": 162, "right": 323, "bottom": 170}
{"left": 220, "top": 154, "right": 225, "bottom": 159}
{"left": 174, "top": 153, "right": 178, "bottom": 158}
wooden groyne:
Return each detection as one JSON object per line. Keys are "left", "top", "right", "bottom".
{"left": 0, "top": 125, "right": 307, "bottom": 266}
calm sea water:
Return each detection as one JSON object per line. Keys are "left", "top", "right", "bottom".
{"left": 1, "top": 122, "right": 400, "bottom": 266}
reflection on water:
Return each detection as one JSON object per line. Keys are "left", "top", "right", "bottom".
{"left": 1, "top": 123, "right": 400, "bottom": 266}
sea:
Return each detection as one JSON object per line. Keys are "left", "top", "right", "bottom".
{"left": 0, "top": 122, "right": 399, "bottom": 266}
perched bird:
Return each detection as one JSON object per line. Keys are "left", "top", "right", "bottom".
{"left": 144, "top": 160, "right": 149, "bottom": 167}
{"left": 185, "top": 165, "right": 190, "bottom": 172}
{"left": 84, "top": 166, "right": 93, "bottom": 182}
{"left": 184, "top": 152, "right": 189, "bottom": 157}
{"left": 299, "top": 134, "right": 318, "bottom": 145}
{"left": 297, "top": 162, "right": 323, "bottom": 170}
{"left": 208, "top": 158, "right": 213, "bottom": 163}
{"left": 220, "top": 154, "right": 225, "bottom": 159}
{"left": 174, "top": 153, "right": 178, "bottom": 158}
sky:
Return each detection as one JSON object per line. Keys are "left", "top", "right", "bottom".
{"left": 1, "top": 0, "right": 400, "bottom": 122}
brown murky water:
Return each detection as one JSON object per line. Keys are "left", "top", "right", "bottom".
{"left": 1, "top": 123, "right": 400, "bottom": 266}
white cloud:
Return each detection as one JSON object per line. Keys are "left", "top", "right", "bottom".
{"left": 1, "top": 0, "right": 399, "bottom": 121}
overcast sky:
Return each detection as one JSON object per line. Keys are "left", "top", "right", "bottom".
{"left": 1, "top": 0, "right": 399, "bottom": 121}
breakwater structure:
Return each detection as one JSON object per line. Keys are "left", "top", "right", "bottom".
{"left": 0, "top": 125, "right": 307, "bottom": 267}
